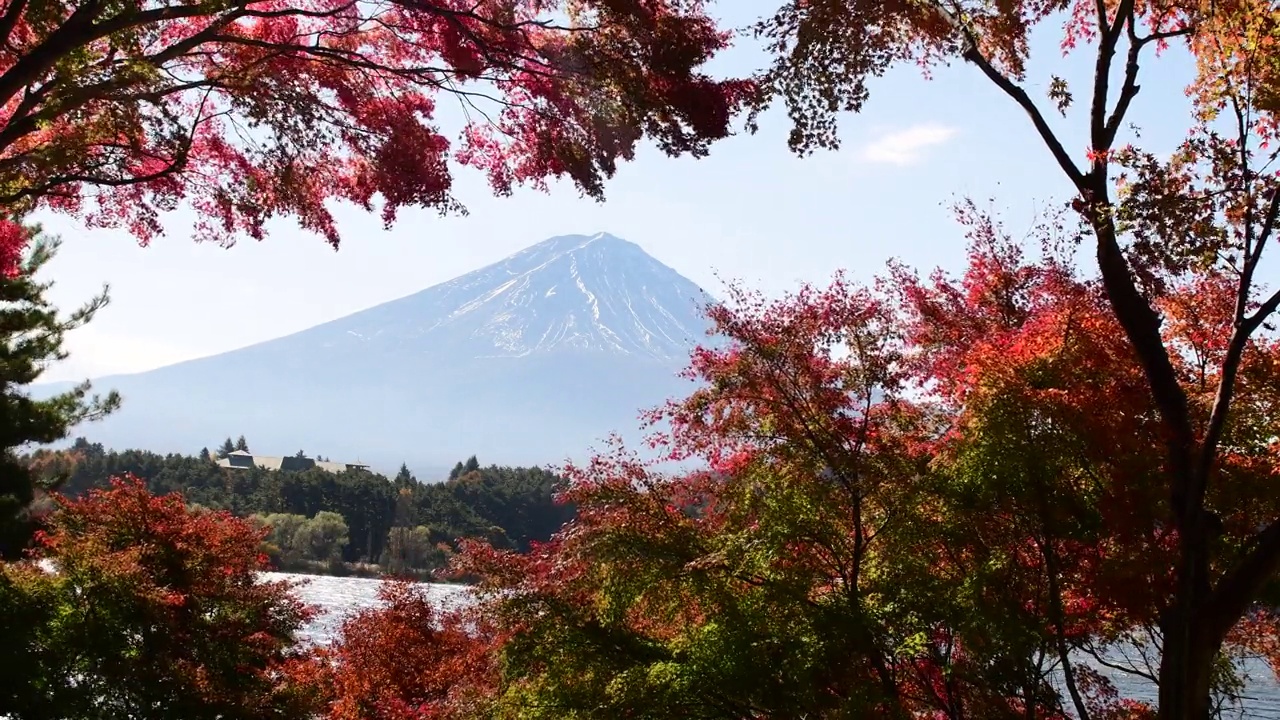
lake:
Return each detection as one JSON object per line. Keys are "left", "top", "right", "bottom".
{"left": 274, "top": 572, "right": 1280, "bottom": 718}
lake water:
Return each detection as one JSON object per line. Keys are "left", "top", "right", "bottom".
{"left": 274, "top": 572, "right": 1280, "bottom": 718}
{"left": 271, "top": 571, "right": 470, "bottom": 645}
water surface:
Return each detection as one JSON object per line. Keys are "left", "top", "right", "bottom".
{"left": 272, "top": 572, "right": 1280, "bottom": 718}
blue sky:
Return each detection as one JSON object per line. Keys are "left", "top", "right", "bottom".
{"left": 36, "top": 3, "right": 1201, "bottom": 382}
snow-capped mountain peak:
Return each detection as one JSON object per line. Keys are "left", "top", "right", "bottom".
{"left": 320, "top": 232, "right": 713, "bottom": 362}
{"left": 44, "top": 232, "right": 715, "bottom": 471}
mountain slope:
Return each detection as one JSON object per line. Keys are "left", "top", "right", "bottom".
{"left": 314, "top": 232, "right": 708, "bottom": 361}
{"left": 41, "top": 233, "right": 715, "bottom": 476}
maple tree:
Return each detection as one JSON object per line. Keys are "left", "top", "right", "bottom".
{"left": 734, "top": 0, "right": 1280, "bottom": 718}
{"left": 432, "top": 252, "right": 1036, "bottom": 719}
{"left": 310, "top": 579, "right": 495, "bottom": 720}
{"left": 0, "top": 0, "right": 753, "bottom": 248}
{"left": 423, "top": 240, "right": 1000, "bottom": 718}
{"left": 0, "top": 474, "right": 318, "bottom": 719}
{"left": 344, "top": 202, "right": 1278, "bottom": 719}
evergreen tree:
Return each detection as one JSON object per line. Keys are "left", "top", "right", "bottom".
{"left": 217, "top": 438, "right": 235, "bottom": 459}
{"left": 394, "top": 463, "right": 415, "bottom": 488}
{"left": 234, "top": 435, "right": 249, "bottom": 452}
{"left": 71, "top": 437, "right": 102, "bottom": 456}
{"left": 0, "top": 225, "right": 120, "bottom": 559}
{"left": 448, "top": 461, "right": 465, "bottom": 481}
{"left": 295, "top": 449, "right": 306, "bottom": 459}
{"left": 463, "top": 455, "right": 480, "bottom": 474}
{"left": 198, "top": 447, "right": 211, "bottom": 462}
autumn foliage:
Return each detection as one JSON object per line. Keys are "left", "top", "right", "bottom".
{"left": 0, "top": 0, "right": 753, "bottom": 246}
{"left": 292, "top": 202, "right": 1280, "bottom": 720}
{"left": 9, "top": 0, "right": 1280, "bottom": 717}
{"left": 739, "top": 0, "right": 1280, "bottom": 718}
{"left": 0, "top": 474, "right": 316, "bottom": 720}
{"left": 311, "top": 580, "right": 496, "bottom": 720}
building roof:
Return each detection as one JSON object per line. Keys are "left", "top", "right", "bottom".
{"left": 253, "top": 456, "right": 285, "bottom": 471}
{"left": 315, "top": 460, "right": 371, "bottom": 473}
{"left": 218, "top": 452, "right": 371, "bottom": 474}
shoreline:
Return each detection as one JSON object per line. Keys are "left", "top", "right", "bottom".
{"left": 266, "top": 558, "right": 471, "bottom": 586}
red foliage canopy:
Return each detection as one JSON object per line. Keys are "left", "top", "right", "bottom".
{"left": 312, "top": 579, "right": 496, "bottom": 720}
{"left": 0, "top": 0, "right": 753, "bottom": 246}
{"left": 382, "top": 205, "right": 1280, "bottom": 720}
{"left": 19, "top": 474, "right": 316, "bottom": 718}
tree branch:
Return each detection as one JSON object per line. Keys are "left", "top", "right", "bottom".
{"left": 0, "top": 12, "right": 247, "bottom": 153}
{"left": 927, "top": 2, "right": 1084, "bottom": 187}
{"left": 1089, "top": 0, "right": 1133, "bottom": 162}
{"left": 1248, "top": 187, "right": 1280, "bottom": 272}
{"left": 0, "top": 1, "right": 225, "bottom": 109}
{"left": 1196, "top": 193, "right": 1280, "bottom": 487}
{"left": 934, "top": 4, "right": 1190, "bottom": 463}
{"left": 1100, "top": 14, "right": 1145, "bottom": 151}
{"left": 1204, "top": 519, "right": 1280, "bottom": 645}
{"left": 964, "top": 51, "right": 1084, "bottom": 186}
{"left": 0, "top": 0, "right": 29, "bottom": 49}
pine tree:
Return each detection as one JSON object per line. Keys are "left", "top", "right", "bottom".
{"left": 198, "top": 447, "right": 211, "bottom": 461}
{"left": 0, "top": 224, "right": 120, "bottom": 559}
{"left": 234, "top": 435, "right": 249, "bottom": 452}
{"left": 217, "top": 438, "right": 235, "bottom": 459}
{"left": 448, "top": 461, "right": 465, "bottom": 481}
{"left": 463, "top": 455, "right": 480, "bottom": 474}
{"left": 394, "top": 463, "right": 415, "bottom": 488}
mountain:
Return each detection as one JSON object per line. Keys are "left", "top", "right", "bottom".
{"left": 38, "top": 233, "right": 715, "bottom": 477}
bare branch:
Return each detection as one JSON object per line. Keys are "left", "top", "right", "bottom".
{"left": 1100, "top": 14, "right": 1145, "bottom": 151}
{"left": 928, "top": 1, "right": 1084, "bottom": 187}
{"left": 1089, "top": 0, "right": 1134, "bottom": 166}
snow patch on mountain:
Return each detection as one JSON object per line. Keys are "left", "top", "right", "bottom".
{"left": 318, "top": 232, "right": 713, "bottom": 362}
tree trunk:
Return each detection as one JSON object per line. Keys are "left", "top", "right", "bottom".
{"left": 1157, "top": 502, "right": 1219, "bottom": 720}
{"left": 1083, "top": 215, "right": 1222, "bottom": 720}
{"left": 1156, "top": 616, "right": 1216, "bottom": 720}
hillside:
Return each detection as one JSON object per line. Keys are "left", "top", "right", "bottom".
{"left": 37, "top": 233, "right": 715, "bottom": 474}
{"left": 43, "top": 439, "right": 574, "bottom": 576}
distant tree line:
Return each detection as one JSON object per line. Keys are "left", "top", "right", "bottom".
{"left": 248, "top": 511, "right": 354, "bottom": 573}
{"left": 26, "top": 438, "right": 576, "bottom": 578}
{"left": 212, "top": 435, "right": 250, "bottom": 459}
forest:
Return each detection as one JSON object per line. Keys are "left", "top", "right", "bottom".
{"left": 34, "top": 438, "right": 575, "bottom": 577}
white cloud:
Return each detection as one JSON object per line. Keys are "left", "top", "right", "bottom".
{"left": 859, "top": 123, "right": 958, "bottom": 166}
